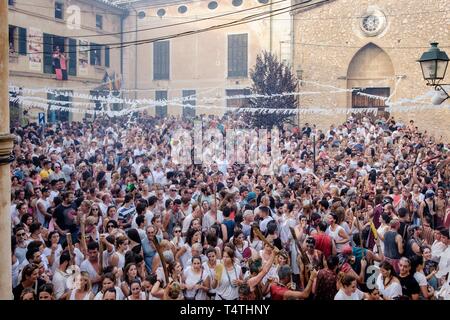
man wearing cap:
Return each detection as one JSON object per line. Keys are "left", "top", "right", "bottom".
{"left": 245, "top": 192, "right": 257, "bottom": 211}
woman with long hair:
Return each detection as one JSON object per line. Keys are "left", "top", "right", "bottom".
{"left": 125, "top": 280, "right": 146, "bottom": 300}
{"left": 150, "top": 261, "right": 185, "bottom": 300}
{"left": 13, "top": 264, "right": 42, "bottom": 300}
{"left": 94, "top": 272, "right": 124, "bottom": 300}
{"left": 326, "top": 213, "right": 349, "bottom": 254}
{"left": 20, "top": 287, "right": 37, "bottom": 300}
{"left": 67, "top": 271, "right": 94, "bottom": 300}
{"left": 212, "top": 247, "right": 243, "bottom": 300}
{"left": 422, "top": 246, "right": 439, "bottom": 290}
{"left": 183, "top": 256, "right": 210, "bottom": 300}
{"left": 110, "top": 236, "right": 129, "bottom": 269}
{"left": 38, "top": 283, "right": 55, "bottom": 300}
{"left": 176, "top": 228, "right": 202, "bottom": 269}
{"left": 410, "top": 255, "right": 435, "bottom": 300}
{"left": 106, "top": 206, "right": 118, "bottom": 222}
{"left": 203, "top": 247, "right": 221, "bottom": 300}
{"left": 248, "top": 223, "right": 263, "bottom": 251}
{"left": 375, "top": 260, "right": 402, "bottom": 300}
{"left": 43, "top": 231, "right": 62, "bottom": 272}
{"left": 233, "top": 230, "right": 249, "bottom": 264}
{"left": 121, "top": 263, "right": 140, "bottom": 297}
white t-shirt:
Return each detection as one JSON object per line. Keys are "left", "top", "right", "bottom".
{"left": 414, "top": 271, "right": 428, "bottom": 287}
{"left": 52, "top": 268, "right": 69, "bottom": 300}
{"left": 182, "top": 214, "right": 195, "bottom": 234}
{"left": 94, "top": 286, "right": 125, "bottom": 300}
{"left": 215, "top": 264, "right": 241, "bottom": 300}
{"left": 202, "top": 211, "right": 224, "bottom": 232}
{"left": 259, "top": 216, "right": 274, "bottom": 234}
{"left": 36, "top": 198, "right": 51, "bottom": 225}
{"left": 376, "top": 274, "right": 402, "bottom": 299}
{"left": 43, "top": 244, "right": 63, "bottom": 273}
{"left": 183, "top": 267, "right": 209, "bottom": 300}
{"left": 80, "top": 259, "right": 100, "bottom": 294}
{"left": 334, "top": 288, "right": 365, "bottom": 300}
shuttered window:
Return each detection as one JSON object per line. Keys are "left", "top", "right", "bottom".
{"left": 153, "top": 41, "right": 170, "bottom": 80}
{"left": 105, "top": 46, "right": 110, "bottom": 68}
{"left": 228, "top": 34, "right": 248, "bottom": 78}
{"left": 68, "top": 38, "right": 77, "bottom": 76}
{"left": 90, "top": 43, "right": 102, "bottom": 66}
{"left": 43, "top": 33, "right": 54, "bottom": 74}
{"left": 18, "top": 27, "right": 27, "bottom": 55}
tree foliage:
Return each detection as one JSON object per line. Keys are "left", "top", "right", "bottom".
{"left": 244, "top": 51, "right": 298, "bottom": 128}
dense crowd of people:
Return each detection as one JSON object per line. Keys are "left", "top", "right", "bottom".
{"left": 8, "top": 112, "right": 450, "bottom": 300}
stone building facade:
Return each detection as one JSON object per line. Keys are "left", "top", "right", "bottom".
{"left": 292, "top": 0, "right": 450, "bottom": 139}
{"left": 121, "top": 0, "right": 294, "bottom": 117}
{"left": 8, "top": 0, "right": 124, "bottom": 124}
{"left": 7, "top": 0, "right": 450, "bottom": 140}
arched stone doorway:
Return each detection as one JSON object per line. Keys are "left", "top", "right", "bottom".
{"left": 347, "top": 43, "right": 395, "bottom": 120}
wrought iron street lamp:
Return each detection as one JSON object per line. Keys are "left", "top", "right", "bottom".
{"left": 418, "top": 42, "right": 449, "bottom": 103}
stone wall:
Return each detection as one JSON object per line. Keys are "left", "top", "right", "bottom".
{"left": 293, "top": 0, "right": 450, "bottom": 140}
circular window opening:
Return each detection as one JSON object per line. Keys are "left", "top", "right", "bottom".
{"left": 178, "top": 6, "right": 188, "bottom": 14}
{"left": 258, "top": 0, "right": 269, "bottom": 3}
{"left": 138, "top": 11, "right": 146, "bottom": 19}
{"left": 362, "top": 15, "right": 380, "bottom": 33}
{"left": 232, "top": 0, "right": 243, "bottom": 6}
{"left": 359, "top": 9, "right": 387, "bottom": 37}
{"left": 157, "top": 9, "right": 166, "bottom": 17}
{"left": 208, "top": 1, "right": 218, "bottom": 10}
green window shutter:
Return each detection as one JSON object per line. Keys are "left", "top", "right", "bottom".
{"left": 153, "top": 41, "right": 170, "bottom": 80}
{"left": 68, "top": 38, "right": 77, "bottom": 76}
{"left": 105, "top": 46, "right": 110, "bottom": 68}
{"left": 43, "top": 33, "right": 53, "bottom": 74}
{"left": 228, "top": 34, "right": 248, "bottom": 77}
{"left": 90, "top": 43, "right": 101, "bottom": 65}
{"left": 18, "top": 27, "right": 27, "bottom": 55}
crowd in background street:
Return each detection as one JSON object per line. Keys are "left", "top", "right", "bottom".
{"left": 9, "top": 112, "right": 450, "bottom": 300}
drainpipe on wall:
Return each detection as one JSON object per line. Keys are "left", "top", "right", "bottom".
{"left": 131, "top": 5, "right": 138, "bottom": 100}
{"left": 270, "top": 0, "right": 273, "bottom": 52}
{"left": 120, "top": 14, "right": 125, "bottom": 77}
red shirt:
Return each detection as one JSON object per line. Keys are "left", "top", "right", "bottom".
{"left": 313, "top": 233, "right": 332, "bottom": 258}
{"left": 270, "top": 284, "right": 288, "bottom": 300}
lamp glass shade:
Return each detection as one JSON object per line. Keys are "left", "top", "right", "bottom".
{"left": 420, "top": 60, "right": 437, "bottom": 80}
{"left": 436, "top": 59, "right": 449, "bottom": 80}
{"left": 418, "top": 43, "right": 449, "bottom": 82}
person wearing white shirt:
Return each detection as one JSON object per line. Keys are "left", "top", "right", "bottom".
{"left": 202, "top": 206, "right": 224, "bottom": 233}
{"left": 431, "top": 230, "right": 448, "bottom": 259}
{"left": 80, "top": 242, "right": 103, "bottom": 294}
{"left": 12, "top": 254, "right": 20, "bottom": 289}
{"left": 334, "top": 275, "right": 366, "bottom": 300}
{"left": 94, "top": 274, "right": 125, "bottom": 300}
{"left": 259, "top": 207, "right": 274, "bottom": 234}
{"left": 52, "top": 251, "right": 71, "bottom": 300}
